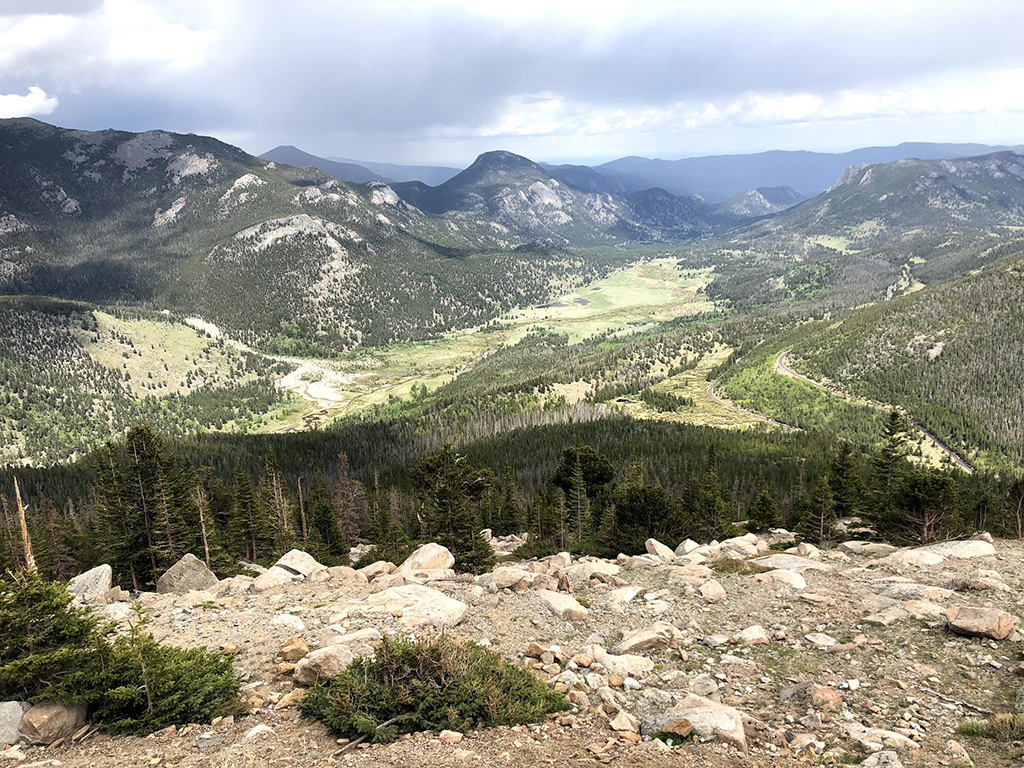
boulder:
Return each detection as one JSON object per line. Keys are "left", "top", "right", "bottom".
{"left": 561, "top": 561, "right": 619, "bottom": 585}
{"left": 753, "top": 569, "right": 807, "bottom": 589}
{"left": 652, "top": 695, "right": 747, "bottom": 753}
{"left": 736, "top": 625, "right": 769, "bottom": 645}
{"left": 674, "top": 539, "right": 701, "bottom": 557}
{"left": 0, "top": 701, "right": 30, "bottom": 746}
{"left": 477, "top": 567, "right": 529, "bottom": 591}
{"left": 946, "top": 606, "right": 1018, "bottom": 640}
{"left": 586, "top": 646, "right": 655, "bottom": 679}
{"left": 278, "top": 636, "right": 309, "bottom": 662}
{"left": 538, "top": 589, "right": 588, "bottom": 621}
{"left": 645, "top": 538, "right": 675, "bottom": 561}
{"left": 68, "top": 564, "right": 112, "bottom": 597}
{"left": 919, "top": 540, "right": 996, "bottom": 559}
{"left": 863, "top": 751, "right": 905, "bottom": 768}
{"left": 614, "top": 623, "right": 681, "bottom": 654}
{"left": 356, "top": 560, "right": 396, "bottom": 581}
{"left": 327, "top": 565, "right": 365, "bottom": 582}
{"left": 252, "top": 567, "right": 298, "bottom": 593}
{"left": 750, "top": 554, "right": 832, "bottom": 573}
{"left": 156, "top": 553, "right": 219, "bottom": 595}
{"left": 294, "top": 644, "right": 364, "bottom": 685}
{"left": 699, "top": 579, "right": 727, "bottom": 602}
{"left": 842, "top": 722, "right": 920, "bottom": 752}
{"left": 274, "top": 549, "right": 329, "bottom": 581}
{"left": 396, "top": 543, "right": 455, "bottom": 574}
{"left": 881, "top": 549, "right": 946, "bottom": 568}
{"left": 18, "top": 702, "right": 86, "bottom": 746}
{"left": 356, "top": 584, "right": 468, "bottom": 628}
{"left": 880, "top": 583, "right": 952, "bottom": 602}
{"left": 665, "top": 564, "right": 714, "bottom": 587}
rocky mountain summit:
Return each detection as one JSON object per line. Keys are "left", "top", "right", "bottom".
{"left": 2, "top": 527, "right": 1021, "bottom": 767}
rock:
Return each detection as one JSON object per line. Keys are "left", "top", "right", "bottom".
{"left": 327, "top": 565, "right": 363, "bottom": 582}
{"left": 903, "top": 600, "right": 947, "bottom": 619}
{"left": 753, "top": 569, "right": 807, "bottom": 589}
{"left": 614, "top": 623, "right": 680, "bottom": 654}
{"left": 654, "top": 695, "right": 747, "bottom": 753}
{"left": 18, "top": 702, "right": 86, "bottom": 746}
{"left": 274, "top": 688, "right": 305, "bottom": 710}
{"left": 356, "top": 584, "right": 468, "bottom": 628}
{"left": 622, "top": 554, "right": 662, "bottom": 569}
{"left": 864, "top": 606, "right": 909, "bottom": 626}
{"left": 699, "top": 579, "right": 727, "bottom": 601}
{"left": 882, "top": 549, "right": 946, "bottom": 568}
{"left": 586, "top": 645, "right": 655, "bottom": 679}
{"left": 272, "top": 613, "right": 306, "bottom": 632}
{"left": 252, "top": 567, "right": 297, "bottom": 593}
{"left": 665, "top": 564, "right": 714, "bottom": 587}
{"left": 736, "top": 625, "right": 769, "bottom": 645}
{"left": 0, "top": 702, "right": 30, "bottom": 746}
{"left": 946, "top": 606, "right": 1019, "bottom": 640}
{"left": 880, "top": 583, "right": 952, "bottom": 601}
{"left": 278, "top": 636, "right": 309, "bottom": 662}
{"left": 843, "top": 722, "right": 920, "bottom": 752}
{"left": 294, "top": 644, "right": 363, "bottom": 685}
{"left": 438, "top": 729, "right": 463, "bottom": 743}
{"left": 245, "top": 724, "right": 274, "bottom": 739}
{"left": 804, "top": 632, "right": 839, "bottom": 647}
{"left": 396, "top": 543, "right": 455, "bottom": 574}
{"left": 645, "top": 538, "right": 675, "bottom": 561}
{"left": 274, "top": 549, "right": 329, "bottom": 580}
{"left": 538, "top": 589, "right": 588, "bottom": 621}
{"left": 104, "top": 586, "right": 129, "bottom": 603}
{"left": 862, "top": 543, "right": 898, "bottom": 557}
{"left": 750, "top": 554, "right": 832, "bottom": 573}
{"left": 794, "top": 542, "right": 821, "bottom": 559}
{"left": 944, "top": 739, "right": 973, "bottom": 766}
{"left": 862, "top": 751, "right": 905, "bottom": 768}
{"left": 610, "top": 710, "right": 640, "bottom": 732}
{"left": 478, "top": 567, "right": 528, "bottom": 591}
{"left": 156, "top": 553, "right": 219, "bottom": 595}
{"left": 357, "top": 560, "right": 395, "bottom": 580}
{"left": 918, "top": 540, "right": 996, "bottom": 559}
{"left": 326, "top": 627, "right": 382, "bottom": 645}
{"left": 674, "top": 539, "right": 700, "bottom": 557}
{"left": 561, "top": 561, "right": 619, "bottom": 585}
{"left": 68, "top": 564, "right": 112, "bottom": 597}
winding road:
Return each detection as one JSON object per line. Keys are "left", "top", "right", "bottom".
{"left": 775, "top": 350, "right": 974, "bottom": 474}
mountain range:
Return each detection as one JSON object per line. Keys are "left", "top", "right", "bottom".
{"left": 263, "top": 141, "right": 1024, "bottom": 203}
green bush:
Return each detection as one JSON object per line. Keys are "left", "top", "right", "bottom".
{"left": 299, "top": 633, "right": 569, "bottom": 742}
{"left": 0, "top": 571, "right": 239, "bottom": 735}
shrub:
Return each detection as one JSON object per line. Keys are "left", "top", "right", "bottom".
{"left": 300, "top": 633, "right": 569, "bottom": 742}
{"left": 0, "top": 571, "right": 239, "bottom": 735}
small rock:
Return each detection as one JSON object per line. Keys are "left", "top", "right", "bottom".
{"left": 862, "top": 751, "right": 904, "bottom": 768}
{"left": 245, "top": 724, "right": 274, "bottom": 739}
{"left": 944, "top": 739, "right": 973, "bottom": 766}
{"left": 438, "top": 729, "right": 463, "bottom": 743}
{"left": 610, "top": 711, "right": 639, "bottom": 732}
{"left": 278, "top": 636, "right": 309, "bottom": 662}
{"left": 804, "top": 632, "right": 839, "bottom": 647}
{"left": 699, "top": 579, "right": 727, "bottom": 602}
{"left": 538, "top": 589, "right": 588, "bottom": 620}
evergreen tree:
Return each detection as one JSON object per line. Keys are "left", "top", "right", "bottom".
{"left": 306, "top": 477, "right": 350, "bottom": 565}
{"left": 410, "top": 446, "right": 494, "bottom": 574}
{"left": 258, "top": 453, "right": 296, "bottom": 555}
{"left": 747, "top": 489, "right": 780, "bottom": 532}
{"left": 829, "top": 443, "right": 865, "bottom": 520}
{"left": 801, "top": 474, "right": 837, "bottom": 547}
{"left": 228, "top": 466, "right": 274, "bottom": 563}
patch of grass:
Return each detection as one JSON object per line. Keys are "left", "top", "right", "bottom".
{"left": 711, "top": 558, "right": 769, "bottom": 575}
{"left": 299, "top": 633, "right": 569, "bottom": 743}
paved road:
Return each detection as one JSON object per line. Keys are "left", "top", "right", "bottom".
{"left": 775, "top": 350, "right": 974, "bottom": 473}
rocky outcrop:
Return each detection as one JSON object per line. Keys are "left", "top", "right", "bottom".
{"left": 19, "top": 702, "right": 86, "bottom": 746}
{"left": 68, "top": 564, "right": 112, "bottom": 597}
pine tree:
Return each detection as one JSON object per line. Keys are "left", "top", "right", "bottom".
{"left": 801, "top": 474, "right": 837, "bottom": 547}
{"left": 306, "top": 477, "right": 349, "bottom": 565}
{"left": 258, "top": 453, "right": 296, "bottom": 555}
{"left": 228, "top": 466, "right": 274, "bottom": 564}
{"left": 747, "top": 489, "right": 780, "bottom": 532}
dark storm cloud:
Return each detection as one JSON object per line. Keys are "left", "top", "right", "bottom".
{"left": 5, "top": 1, "right": 1024, "bottom": 160}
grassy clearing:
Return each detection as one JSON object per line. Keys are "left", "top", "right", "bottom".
{"left": 74, "top": 312, "right": 257, "bottom": 398}
{"left": 269, "top": 259, "right": 717, "bottom": 422}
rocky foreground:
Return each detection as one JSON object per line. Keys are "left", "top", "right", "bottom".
{"left": 2, "top": 529, "right": 1022, "bottom": 768}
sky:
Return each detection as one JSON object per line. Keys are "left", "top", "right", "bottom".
{"left": 1, "top": 0, "right": 1023, "bottom": 166}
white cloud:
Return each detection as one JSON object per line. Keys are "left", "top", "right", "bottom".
{"left": 0, "top": 86, "right": 58, "bottom": 118}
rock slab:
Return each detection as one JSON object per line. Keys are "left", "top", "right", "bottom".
{"left": 946, "top": 606, "right": 1018, "bottom": 640}
{"left": 68, "top": 564, "right": 112, "bottom": 597}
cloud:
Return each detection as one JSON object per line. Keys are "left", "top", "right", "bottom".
{"left": 0, "top": 86, "right": 58, "bottom": 118}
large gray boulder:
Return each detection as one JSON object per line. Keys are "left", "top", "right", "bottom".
{"left": 19, "top": 702, "right": 86, "bottom": 746}
{"left": 537, "top": 589, "right": 588, "bottom": 621}
{"left": 347, "top": 584, "right": 468, "bottom": 629}
{"left": 156, "top": 553, "right": 219, "bottom": 595}
{"left": 68, "top": 564, "right": 112, "bottom": 597}
{"left": 0, "top": 702, "right": 30, "bottom": 746}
